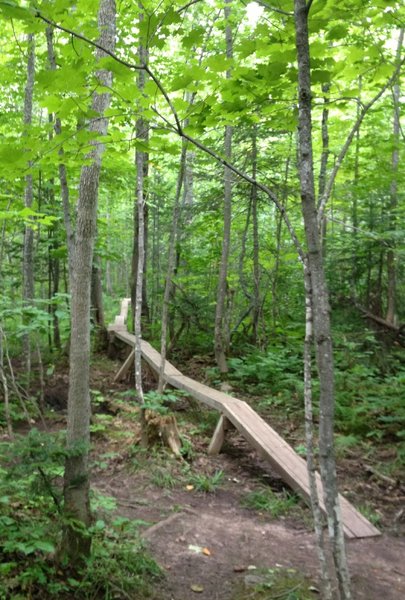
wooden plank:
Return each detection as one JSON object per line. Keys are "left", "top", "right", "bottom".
{"left": 167, "top": 374, "right": 240, "bottom": 412}
{"left": 216, "top": 400, "right": 379, "bottom": 538}
{"left": 108, "top": 314, "right": 380, "bottom": 539}
{"left": 109, "top": 328, "right": 182, "bottom": 378}
{"left": 114, "top": 349, "right": 135, "bottom": 382}
{"left": 208, "top": 415, "right": 232, "bottom": 455}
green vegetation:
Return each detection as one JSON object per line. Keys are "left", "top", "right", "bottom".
{"left": 242, "top": 488, "right": 299, "bottom": 518}
{"left": 188, "top": 469, "right": 225, "bottom": 493}
{"left": 232, "top": 566, "right": 318, "bottom": 600}
{"left": 0, "top": 431, "right": 161, "bottom": 599}
{"left": 0, "top": 0, "right": 403, "bottom": 597}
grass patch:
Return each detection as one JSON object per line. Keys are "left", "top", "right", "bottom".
{"left": 242, "top": 488, "right": 298, "bottom": 518}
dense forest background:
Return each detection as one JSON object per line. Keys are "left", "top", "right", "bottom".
{"left": 0, "top": 0, "right": 404, "bottom": 599}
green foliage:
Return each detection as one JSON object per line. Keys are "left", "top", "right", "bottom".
{"left": 143, "top": 389, "right": 187, "bottom": 414}
{"left": 357, "top": 504, "right": 382, "bottom": 527}
{"left": 242, "top": 488, "right": 298, "bottom": 518}
{"left": 151, "top": 467, "right": 177, "bottom": 489}
{"left": 188, "top": 469, "right": 224, "bottom": 493}
{"left": 0, "top": 431, "right": 161, "bottom": 599}
{"left": 227, "top": 345, "right": 304, "bottom": 400}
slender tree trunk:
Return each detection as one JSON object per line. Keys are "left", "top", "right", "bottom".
{"left": 158, "top": 144, "right": 186, "bottom": 393}
{"left": 272, "top": 135, "right": 292, "bottom": 332}
{"left": 303, "top": 264, "right": 333, "bottom": 600}
{"left": 214, "top": 0, "right": 233, "bottom": 376}
{"left": 0, "top": 327, "right": 13, "bottom": 437}
{"left": 62, "top": 0, "right": 116, "bottom": 564}
{"left": 251, "top": 127, "right": 261, "bottom": 344}
{"left": 91, "top": 256, "right": 105, "bottom": 329}
{"left": 386, "top": 29, "right": 403, "bottom": 326}
{"left": 293, "top": 2, "right": 351, "bottom": 598}
{"left": 131, "top": 20, "right": 149, "bottom": 331}
{"left": 46, "top": 27, "right": 74, "bottom": 280}
{"left": 22, "top": 34, "right": 35, "bottom": 381}
{"left": 134, "top": 112, "right": 147, "bottom": 443}
{"left": 318, "top": 83, "right": 330, "bottom": 257}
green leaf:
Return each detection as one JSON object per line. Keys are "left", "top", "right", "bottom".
{"left": 0, "top": 0, "right": 34, "bottom": 22}
{"left": 34, "top": 540, "right": 56, "bottom": 553}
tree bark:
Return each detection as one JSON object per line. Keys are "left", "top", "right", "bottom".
{"left": 62, "top": 0, "right": 116, "bottom": 564}
{"left": 386, "top": 29, "right": 403, "bottom": 326}
{"left": 22, "top": 33, "right": 35, "bottom": 381}
{"left": 251, "top": 127, "right": 261, "bottom": 344}
{"left": 158, "top": 144, "right": 186, "bottom": 393}
{"left": 293, "top": 2, "right": 351, "bottom": 598}
{"left": 46, "top": 26, "right": 74, "bottom": 280}
{"left": 214, "top": 0, "right": 233, "bottom": 376}
{"left": 131, "top": 19, "right": 149, "bottom": 331}
{"left": 303, "top": 264, "right": 332, "bottom": 599}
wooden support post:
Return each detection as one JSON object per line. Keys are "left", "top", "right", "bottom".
{"left": 208, "top": 414, "right": 232, "bottom": 455}
{"left": 114, "top": 349, "right": 135, "bottom": 382}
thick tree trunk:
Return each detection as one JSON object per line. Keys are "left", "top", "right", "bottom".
{"left": 293, "top": 2, "right": 351, "bottom": 598}
{"left": 214, "top": 0, "right": 233, "bottom": 376}
{"left": 62, "top": 0, "right": 115, "bottom": 564}
{"left": 22, "top": 34, "right": 35, "bottom": 381}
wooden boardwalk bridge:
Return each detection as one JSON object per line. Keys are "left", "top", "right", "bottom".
{"left": 108, "top": 299, "right": 380, "bottom": 539}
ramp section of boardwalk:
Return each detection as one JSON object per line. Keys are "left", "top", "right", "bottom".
{"left": 108, "top": 302, "right": 380, "bottom": 539}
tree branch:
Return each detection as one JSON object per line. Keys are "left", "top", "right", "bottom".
{"left": 256, "top": 1, "right": 293, "bottom": 17}
{"left": 34, "top": 10, "right": 305, "bottom": 262}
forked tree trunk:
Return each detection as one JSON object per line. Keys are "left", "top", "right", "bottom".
{"left": 62, "top": 0, "right": 115, "bottom": 564}
{"left": 293, "top": 2, "right": 351, "bottom": 598}
{"left": 214, "top": 0, "right": 233, "bottom": 376}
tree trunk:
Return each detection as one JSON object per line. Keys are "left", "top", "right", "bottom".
{"left": 251, "top": 127, "right": 261, "bottom": 345}
{"left": 46, "top": 26, "right": 74, "bottom": 280}
{"left": 386, "top": 29, "right": 403, "bottom": 326}
{"left": 91, "top": 256, "right": 105, "bottom": 329}
{"left": 133, "top": 7, "right": 149, "bottom": 444}
{"left": 293, "top": 2, "right": 351, "bottom": 598}
{"left": 131, "top": 24, "right": 149, "bottom": 331}
{"left": 158, "top": 144, "right": 186, "bottom": 393}
{"left": 303, "top": 264, "right": 332, "bottom": 600}
{"left": 214, "top": 0, "right": 233, "bottom": 376}
{"left": 22, "top": 33, "right": 35, "bottom": 381}
{"left": 62, "top": 0, "right": 116, "bottom": 564}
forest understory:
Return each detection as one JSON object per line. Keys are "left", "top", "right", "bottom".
{"left": 2, "top": 344, "right": 404, "bottom": 600}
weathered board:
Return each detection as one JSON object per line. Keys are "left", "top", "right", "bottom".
{"left": 108, "top": 300, "right": 380, "bottom": 539}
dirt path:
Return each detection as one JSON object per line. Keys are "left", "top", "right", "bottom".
{"left": 91, "top": 432, "right": 405, "bottom": 600}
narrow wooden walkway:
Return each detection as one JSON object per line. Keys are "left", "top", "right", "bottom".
{"left": 108, "top": 299, "right": 380, "bottom": 539}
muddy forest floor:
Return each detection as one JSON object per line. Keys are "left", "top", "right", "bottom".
{"left": 42, "top": 353, "right": 405, "bottom": 600}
